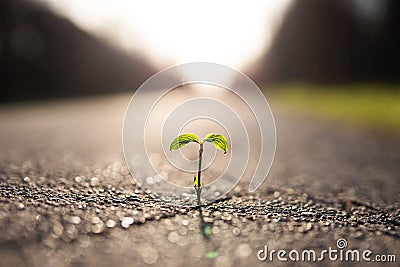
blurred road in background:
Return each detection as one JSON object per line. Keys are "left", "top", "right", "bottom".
{"left": 0, "top": 94, "right": 398, "bottom": 266}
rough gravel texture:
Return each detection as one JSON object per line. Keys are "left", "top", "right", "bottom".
{"left": 0, "top": 94, "right": 398, "bottom": 267}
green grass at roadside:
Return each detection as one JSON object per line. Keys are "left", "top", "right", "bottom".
{"left": 267, "top": 84, "right": 400, "bottom": 133}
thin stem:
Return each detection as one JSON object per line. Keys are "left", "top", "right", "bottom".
{"left": 197, "top": 143, "right": 203, "bottom": 188}
{"left": 196, "top": 187, "right": 201, "bottom": 206}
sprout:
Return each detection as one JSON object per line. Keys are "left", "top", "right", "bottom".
{"left": 170, "top": 133, "right": 228, "bottom": 204}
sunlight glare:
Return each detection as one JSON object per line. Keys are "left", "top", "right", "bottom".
{"left": 40, "top": 0, "right": 292, "bottom": 68}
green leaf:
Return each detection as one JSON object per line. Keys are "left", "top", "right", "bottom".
{"left": 170, "top": 133, "right": 199, "bottom": 151}
{"left": 203, "top": 133, "right": 228, "bottom": 154}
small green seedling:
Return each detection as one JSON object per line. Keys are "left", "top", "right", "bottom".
{"left": 170, "top": 133, "right": 228, "bottom": 204}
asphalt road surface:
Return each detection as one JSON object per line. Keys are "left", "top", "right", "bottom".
{"left": 0, "top": 94, "right": 398, "bottom": 267}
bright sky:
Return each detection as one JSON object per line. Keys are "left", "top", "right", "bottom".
{"left": 39, "top": 0, "right": 292, "bottom": 68}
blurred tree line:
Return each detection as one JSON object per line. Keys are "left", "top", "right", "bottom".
{"left": 2, "top": 0, "right": 399, "bottom": 103}
{"left": 0, "top": 0, "right": 154, "bottom": 102}
{"left": 254, "top": 0, "right": 400, "bottom": 85}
